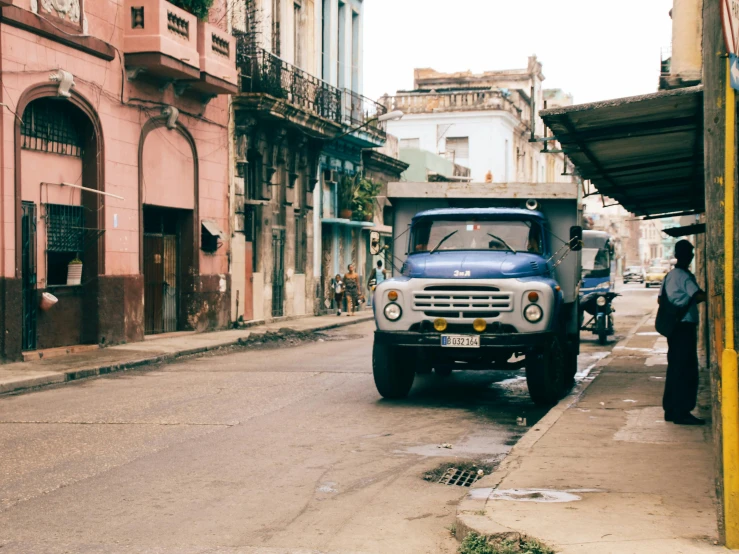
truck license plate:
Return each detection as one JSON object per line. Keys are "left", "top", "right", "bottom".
{"left": 441, "top": 335, "right": 480, "bottom": 348}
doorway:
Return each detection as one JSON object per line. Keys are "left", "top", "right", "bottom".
{"left": 21, "top": 202, "right": 37, "bottom": 351}
{"left": 143, "top": 207, "right": 180, "bottom": 334}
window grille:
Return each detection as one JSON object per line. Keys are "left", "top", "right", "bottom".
{"left": 295, "top": 214, "right": 306, "bottom": 274}
{"left": 45, "top": 204, "right": 85, "bottom": 253}
{"left": 22, "top": 99, "right": 83, "bottom": 157}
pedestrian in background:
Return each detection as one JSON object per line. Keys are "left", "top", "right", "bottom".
{"left": 659, "top": 239, "right": 707, "bottom": 425}
{"left": 367, "top": 260, "right": 387, "bottom": 307}
{"left": 333, "top": 274, "right": 344, "bottom": 316}
{"left": 344, "top": 264, "right": 360, "bottom": 316}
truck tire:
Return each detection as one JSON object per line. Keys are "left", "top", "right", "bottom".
{"left": 434, "top": 367, "right": 453, "bottom": 378}
{"left": 373, "top": 342, "right": 415, "bottom": 399}
{"left": 563, "top": 339, "right": 578, "bottom": 388}
{"left": 525, "top": 338, "right": 565, "bottom": 406}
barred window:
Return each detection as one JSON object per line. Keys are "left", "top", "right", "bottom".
{"left": 295, "top": 214, "right": 306, "bottom": 274}
{"left": 22, "top": 99, "right": 84, "bottom": 157}
{"left": 45, "top": 204, "right": 84, "bottom": 253}
{"left": 45, "top": 203, "right": 85, "bottom": 286}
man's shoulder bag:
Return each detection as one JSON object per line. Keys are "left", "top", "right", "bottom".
{"left": 655, "top": 274, "right": 692, "bottom": 338}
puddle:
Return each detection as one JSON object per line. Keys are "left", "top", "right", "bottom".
{"left": 472, "top": 488, "right": 601, "bottom": 503}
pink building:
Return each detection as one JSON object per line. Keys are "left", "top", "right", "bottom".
{"left": 0, "top": 0, "right": 236, "bottom": 361}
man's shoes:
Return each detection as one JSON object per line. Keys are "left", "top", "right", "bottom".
{"left": 664, "top": 412, "right": 674, "bottom": 422}
{"left": 673, "top": 414, "right": 706, "bottom": 426}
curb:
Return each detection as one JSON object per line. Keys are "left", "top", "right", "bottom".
{"left": 454, "top": 307, "right": 658, "bottom": 543}
{"left": 0, "top": 314, "right": 374, "bottom": 397}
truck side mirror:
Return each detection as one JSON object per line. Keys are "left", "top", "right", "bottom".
{"left": 369, "top": 231, "right": 381, "bottom": 255}
{"left": 569, "top": 226, "right": 583, "bottom": 251}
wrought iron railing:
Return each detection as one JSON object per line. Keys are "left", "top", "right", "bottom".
{"left": 236, "top": 38, "right": 386, "bottom": 140}
{"left": 342, "top": 88, "right": 387, "bottom": 137}
{"left": 236, "top": 39, "right": 342, "bottom": 125}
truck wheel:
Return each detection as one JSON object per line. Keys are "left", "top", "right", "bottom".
{"left": 526, "top": 338, "right": 565, "bottom": 406}
{"left": 434, "top": 367, "right": 453, "bottom": 378}
{"left": 373, "top": 342, "right": 415, "bottom": 399}
{"left": 563, "top": 340, "right": 578, "bottom": 388}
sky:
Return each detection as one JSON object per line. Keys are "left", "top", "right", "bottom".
{"left": 363, "top": 0, "right": 674, "bottom": 105}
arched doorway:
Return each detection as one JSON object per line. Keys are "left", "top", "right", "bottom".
{"left": 138, "top": 118, "right": 199, "bottom": 334}
{"left": 14, "top": 88, "right": 105, "bottom": 353}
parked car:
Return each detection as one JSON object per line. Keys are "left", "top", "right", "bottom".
{"left": 623, "top": 266, "right": 645, "bottom": 283}
{"left": 645, "top": 266, "right": 669, "bottom": 288}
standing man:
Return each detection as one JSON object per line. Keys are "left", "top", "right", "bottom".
{"left": 661, "top": 239, "right": 707, "bottom": 425}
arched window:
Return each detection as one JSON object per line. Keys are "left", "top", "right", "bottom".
{"left": 21, "top": 98, "right": 84, "bottom": 157}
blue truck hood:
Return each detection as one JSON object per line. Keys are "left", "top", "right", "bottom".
{"left": 404, "top": 251, "right": 549, "bottom": 279}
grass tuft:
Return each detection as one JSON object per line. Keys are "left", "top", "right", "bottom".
{"left": 458, "top": 532, "right": 554, "bottom": 554}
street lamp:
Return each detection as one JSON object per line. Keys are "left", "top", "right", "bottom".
{"left": 332, "top": 110, "right": 404, "bottom": 141}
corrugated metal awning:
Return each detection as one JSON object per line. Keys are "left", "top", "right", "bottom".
{"left": 540, "top": 85, "right": 704, "bottom": 218}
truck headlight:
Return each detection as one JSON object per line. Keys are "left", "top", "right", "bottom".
{"left": 523, "top": 304, "right": 543, "bottom": 323}
{"left": 596, "top": 295, "right": 607, "bottom": 307}
{"left": 384, "top": 303, "right": 402, "bottom": 321}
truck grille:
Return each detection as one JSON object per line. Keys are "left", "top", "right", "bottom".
{"left": 412, "top": 286, "right": 514, "bottom": 319}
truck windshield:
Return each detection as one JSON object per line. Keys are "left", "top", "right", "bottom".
{"left": 410, "top": 219, "right": 542, "bottom": 254}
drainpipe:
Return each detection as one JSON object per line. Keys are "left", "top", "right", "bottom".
{"left": 723, "top": 57, "right": 739, "bottom": 549}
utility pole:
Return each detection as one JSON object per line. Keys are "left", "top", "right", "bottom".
{"left": 705, "top": 0, "right": 739, "bottom": 546}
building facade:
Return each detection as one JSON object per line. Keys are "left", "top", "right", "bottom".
{"left": 229, "top": 0, "right": 389, "bottom": 322}
{"left": 381, "top": 57, "right": 572, "bottom": 184}
{"left": 0, "top": 0, "right": 236, "bottom": 362}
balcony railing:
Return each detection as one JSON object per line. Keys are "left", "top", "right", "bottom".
{"left": 342, "top": 89, "right": 387, "bottom": 136}
{"left": 236, "top": 40, "right": 386, "bottom": 141}
{"left": 237, "top": 41, "right": 342, "bottom": 125}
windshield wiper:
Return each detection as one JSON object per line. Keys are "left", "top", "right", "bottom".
{"left": 487, "top": 233, "right": 516, "bottom": 254}
{"left": 430, "top": 230, "right": 458, "bottom": 254}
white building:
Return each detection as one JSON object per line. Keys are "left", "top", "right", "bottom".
{"left": 382, "top": 57, "right": 572, "bottom": 184}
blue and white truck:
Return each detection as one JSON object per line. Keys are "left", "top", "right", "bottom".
{"left": 371, "top": 181, "right": 583, "bottom": 405}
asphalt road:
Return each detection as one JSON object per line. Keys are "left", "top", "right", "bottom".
{"left": 0, "top": 284, "right": 656, "bottom": 554}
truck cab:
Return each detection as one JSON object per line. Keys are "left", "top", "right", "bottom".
{"left": 372, "top": 192, "right": 582, "bottom": 406}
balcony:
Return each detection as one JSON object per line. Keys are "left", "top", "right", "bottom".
{"left": 123, "top": 0, "right": 200, "bottom": 81}
{"left": 193, "top": 21, "right": 238, "bottom": 95}
{"left": 341, "top": 89, "right": 387, "bottom": 147}
{"left": 235, "top": 41, "right": 387, "bottom": 146}
{"left": 123, "top": 0, "right": 237, "bottom": 97}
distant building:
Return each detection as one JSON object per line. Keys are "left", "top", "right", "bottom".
{"left": 381, "top": 57, "right": 572, "bottom": 184}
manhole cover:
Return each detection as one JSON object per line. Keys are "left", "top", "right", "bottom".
{"left": 438, "top": 467, "right": 481, "bottom": 487}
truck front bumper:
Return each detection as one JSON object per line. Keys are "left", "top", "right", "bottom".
{"left": 374, "top": 330, "right": 554, "bottom": 349}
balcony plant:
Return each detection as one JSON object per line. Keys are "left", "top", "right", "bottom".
{"left": 353, "top": 177, "right": 382, "bottom": 222}
{"left": 167, "top": 0, "right": 214, "bottom": 20}
{"left": 338, "top": 173, "right": 360, "bottom": 219}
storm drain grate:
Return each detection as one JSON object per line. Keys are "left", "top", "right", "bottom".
{"left": 438, "top": 467, "right": 481, "bottom": 487}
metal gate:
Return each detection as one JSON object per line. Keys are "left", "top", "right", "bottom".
{"left": 21, "top": 202, "right": 37, "bottom": 351}
{"left": 271, "top": 229, "right": 285, "bottom": 317}
{"left": 143, "top": 233, "right": 178, "bottom": 334}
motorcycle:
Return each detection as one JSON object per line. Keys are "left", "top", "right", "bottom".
{"left": 580, "top": 291, "right": 619, "bottom": 345}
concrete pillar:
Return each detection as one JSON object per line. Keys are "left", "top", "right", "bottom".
{"left": 672, "top": 0, "right": 703, "bottom": 83}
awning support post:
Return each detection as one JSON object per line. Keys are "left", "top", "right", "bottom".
{"left": 722, "top": 56, "right": 739, "bottom": 549}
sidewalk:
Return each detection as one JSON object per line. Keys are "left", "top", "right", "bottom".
{"left": 456, "top": 312, "right": 721, "bottom": 553}
{"left": 0, "top": 313, "right": 373, "bottom": 396}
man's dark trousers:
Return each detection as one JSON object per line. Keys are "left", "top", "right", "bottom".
{"left": 663, "top": 322, "right": 699, "bottom": 418}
